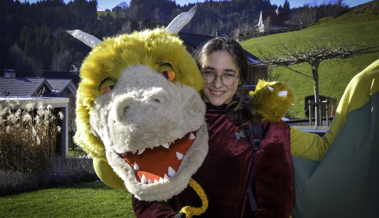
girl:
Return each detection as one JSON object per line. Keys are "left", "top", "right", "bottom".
{"left": 132, "top": 37, "right": 295, "bottom": 217}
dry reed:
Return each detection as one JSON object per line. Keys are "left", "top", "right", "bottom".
{"left": 0, "top": 99, "right": 63, "bottom": 172}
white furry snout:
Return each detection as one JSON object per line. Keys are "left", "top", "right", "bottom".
{"left": 89, "top": 65, "right": 208, "bottom": 201}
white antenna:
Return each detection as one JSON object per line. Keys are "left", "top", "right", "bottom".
{"left": 166, "top": 5, "right": 197, "bottom": 34}
{"left": 66, "top": 30, "right": 102, "bottom": 48}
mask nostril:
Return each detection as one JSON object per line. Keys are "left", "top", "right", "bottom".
{"left": 123, "top": 106, "right": 129, "bottom": 114}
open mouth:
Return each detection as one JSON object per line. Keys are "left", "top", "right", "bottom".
{"left": 120, "top": 132, "right": 197, "bottom": 184}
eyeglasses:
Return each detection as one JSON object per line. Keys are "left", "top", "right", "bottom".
{"left": 201, "top": 71, "right": 240, "bottom": 86}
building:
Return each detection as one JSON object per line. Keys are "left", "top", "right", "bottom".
{"left": 112, "top": 6, "right": 121, "bottom": 12}
{"left": 42, "top": 70, "right": 80, "bottom": 87}
{"left": 256, "top": 9, "right": 289, "bottom": 33}
{"left": 0, "top": 77, "right": 53, "bottom": 97}
{"left": 0, "top": 74, "right": 77, "bottom": 156}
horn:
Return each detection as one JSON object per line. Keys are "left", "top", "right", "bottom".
{"left": 66, "top": 30, "right": 102, "bottom": 48}
{"left": 166, "top": 5, "right": 197, "bottom": 34}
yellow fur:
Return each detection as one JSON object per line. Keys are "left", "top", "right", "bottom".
{"left": 249, "top": 80, "right": 296, "bottom": 123}
{"left": 74, "top": 28, "right": 204, "bottom": 160}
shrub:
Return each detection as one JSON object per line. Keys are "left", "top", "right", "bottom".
{"left": 0, "top": 99, "right": 98, "bottom": 196}
{"left": 0, "top": 156, "right": 98, "bottom": 196}
{"left": 0, "top": 99, "right": 62, "bottom": 172}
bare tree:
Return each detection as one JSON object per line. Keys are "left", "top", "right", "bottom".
{"left": 255, "top": 38, "right": 379, "bottom": 126}
{"left": 118, "top": 1, "right": 129, "bottom": 10}
{"left": 8, "top": 43, "right": 23, "bottom": 71}
{"left": 51, "top": 50, "right": 73, "bottom": 71}
{"left": 290, "top": 4, "right": 317, "bottom": 26}
{"left": 263, "top": 16, "right": 272, "bottom": 32}
{"left": 129, "top": 5, "right": 139, "bottom": 19}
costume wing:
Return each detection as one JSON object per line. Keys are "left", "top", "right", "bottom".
{"left": 292, "top": 59, "right": 379, "bottom": 217}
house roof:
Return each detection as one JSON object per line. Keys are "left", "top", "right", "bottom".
{"left": 178, "top": 32, "right": 214, "bottom": 48}
{"left": 46, "top": 78, "right": 77, "bottom": 95}
{"left": 178, "top": 32, "right": 261, "bottom": 65}
{"left": 245, "top": 52, "right": 261, "bottom": 64}
{"left": 261, "top": 10, "right": 289, "bottom": 26}
{"left": 0, "top": 77, "right": 53, "bottom": 97}
{"left": 42, "top": 71, "right": 80, "bottom": 86}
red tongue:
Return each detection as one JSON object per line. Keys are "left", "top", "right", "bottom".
{"left": 121, "top": 132, "right": 196, "bottom": 183}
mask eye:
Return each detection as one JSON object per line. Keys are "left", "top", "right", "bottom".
{"left": 98, "top": 78, "right": 117, "bottom": 94}
{"left": 101, "top": 85, "right": 114, "bottom": 94}
{"left": 160, "top": 70, "right": 175, "bottom": 81}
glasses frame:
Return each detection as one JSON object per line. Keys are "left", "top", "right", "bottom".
{"left": 201, "top": 72, "right": 240, "bottom": 86}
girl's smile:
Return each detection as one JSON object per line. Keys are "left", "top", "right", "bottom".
{"left": 200, "top": 51, "right": 241, "bottom": 106}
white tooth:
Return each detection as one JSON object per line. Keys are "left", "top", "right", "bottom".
{"left": 189, "top": 133, "right": 196, "bottom": 140}
{"left": 168, "top": 166, "right": 176, "bottom": 177}
{"left": 164, "top": 174, "right": 169, "bottom": 179}
{"left": 137, "top": 148, "right": 145, "bottom": 155}
{"left": 176, "top": 152, "right": 184, "bottom": 160}
{"left": 162, "top": 142, "right": 170, "bottom": 149}
{"left": 120, "top": 152, "right": 128, "bottom": 157}
{"left": 148, "top": 179, "right": 152, "bottom": 184}
{"left": 278, "top": 90, "right": 287, "bottom": 97}
{"left": 211, "top": 91, "right": 223, "bottom": 94}
{"left": 141, "top": 174, "right": 147, "bottom": 184}
{"left": 159, "top": 177, "right": 164, "bottom": 182}
{"left": 268, "top": 86, "right": 274, "bottom": 91}
{"left": 132, "top": 151, "right": 137, "bottom": 155}
{"left": 133, "top": 162, "right": 139, "bottom": 171}
{"left": 154, "top": 179, "right": 158, "bottom": 183}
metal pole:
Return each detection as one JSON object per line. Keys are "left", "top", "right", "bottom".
{"left": 308, "top": 100, "right": 312, "bottom": 126}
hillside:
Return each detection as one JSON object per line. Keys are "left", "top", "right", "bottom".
{"left": 240, "top": 1, "right": 379, "bottom": 118}
{"left": 1, "top": 0, "right": 350, "bottom": 77}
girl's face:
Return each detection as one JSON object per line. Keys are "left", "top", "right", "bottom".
{"left": 200, "top": 50, "right": 241, "bottom": 106}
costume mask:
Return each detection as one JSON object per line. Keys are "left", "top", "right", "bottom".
{"left": 69, "top": 6, "right": 209, "bottom": 201}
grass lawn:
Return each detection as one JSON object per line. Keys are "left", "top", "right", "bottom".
{"left": 0, "top": 181, "right": 136, "bottom": 217}
{"left": 240, "top": 4, "right": 379, "bottom": 118}
{"left": 68, "top": 147, "right": 88, "bottom": 157}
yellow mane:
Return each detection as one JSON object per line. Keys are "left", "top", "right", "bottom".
{"left": 74, "top": 28, "right": 204, "bottom": 160}
{"left": 250, "top": 80, "right": 296, "bottom": 123}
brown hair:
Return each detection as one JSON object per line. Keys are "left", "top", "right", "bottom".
{"left": 193, "top": 37, "right": 258, "bottom": 127}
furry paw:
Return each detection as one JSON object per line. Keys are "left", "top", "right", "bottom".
{"left": 249, "top": 80, "right": 295, "bottom": 123}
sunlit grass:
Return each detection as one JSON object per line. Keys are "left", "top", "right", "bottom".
{"left": 68, "top": 147, "right": 87, "bottom": 157}
{"left": 241, "top": 12, "right": 379, "bottom": 118}
{"left": 0, "top": 181, "right": 136, "bottom": 217}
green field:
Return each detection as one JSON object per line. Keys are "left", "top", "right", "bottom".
{"left": 0, "top": 182, "right": 136, "bottom": 217}
{"left": 240, "top": 4, "right": 379, "bottom": 118}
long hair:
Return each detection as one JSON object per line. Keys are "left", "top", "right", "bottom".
{"left": 193, "top": 37, "right": 258, "bottom": 127}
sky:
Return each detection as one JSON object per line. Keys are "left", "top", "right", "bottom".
{"left": 25, "top": 0, "right": 374, "bottom": 10}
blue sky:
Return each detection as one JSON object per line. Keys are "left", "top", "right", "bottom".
{"left": 26, "top": 0, "right": 373, "bottom": 10}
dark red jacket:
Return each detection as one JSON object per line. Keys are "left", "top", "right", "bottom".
{"left": 133, "top": 103, "right": 294, "bottom": 217}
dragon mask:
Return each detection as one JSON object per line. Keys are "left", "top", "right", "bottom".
{"left": 69, "top": 6, "right": 209, "bottom": 202}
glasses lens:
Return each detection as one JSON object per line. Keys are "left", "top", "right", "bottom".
{"left": 201, "top": 72, "right": 215, "bottom": 84}
{"left": 222, "top": 75, "right": 236, "bottom": 86}
{"left": 201, "top": 72, "right": 239, "bottom": 86}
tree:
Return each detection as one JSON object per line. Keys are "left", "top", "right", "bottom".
{"left": 263, "top": 16, "right": 272, "bottom": 32}
{"left": 130, "top": 19, "right": 139, "bottom": 32}
{"left": 51, "top": 50, "right": 73, "bottom": 71}
{"left": 255, "top": 39, "right": 379, "bottom": 126}
{"left": 118, "top": 1, "right": 129, "bottom": 10}
{"left": 283, "top": 0, "right": 290, "bottom": 11}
